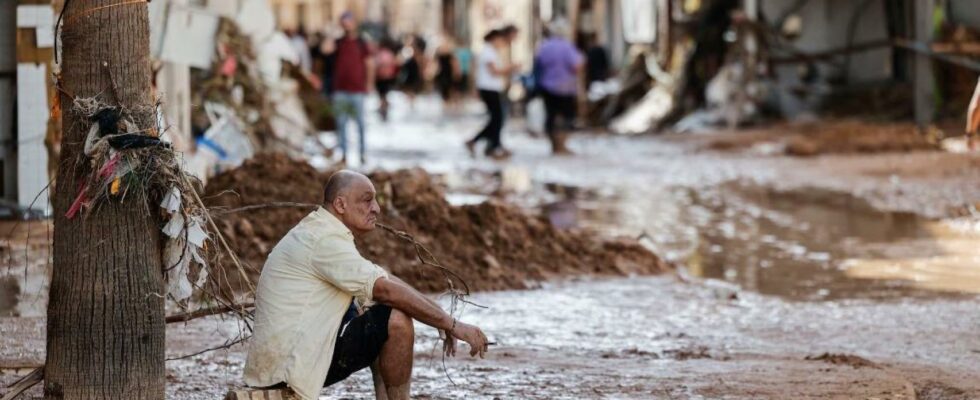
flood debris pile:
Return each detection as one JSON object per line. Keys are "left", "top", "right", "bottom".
{"left": 191, "top": 19, "right": 276, "bottom": 151}
{"left": 178, "top": 6, "right": 321, "bottom": 182}
{"left": 594, "top": 1, "right": 980, "bottom": 141}
{"left": 204, "top": 154, "right": 670, "bottom": 292}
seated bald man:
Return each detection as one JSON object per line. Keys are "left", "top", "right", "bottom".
{"left": 244, "top": 170, "right": 489, "bottom": 400}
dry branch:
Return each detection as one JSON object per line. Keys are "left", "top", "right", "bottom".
{"left": 165, "top": 302, "right": 255, "bottom": 324}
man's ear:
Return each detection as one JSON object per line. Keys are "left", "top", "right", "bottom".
{"left": 333, "top": 196, "right": 346, "bottom": 214}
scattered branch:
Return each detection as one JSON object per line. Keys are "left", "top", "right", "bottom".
{"left": 376, "top": 223, "right": 474, "bottom": 297}
{"left": 1, "top": 367, "right": 43, "bottom": 400}
{"left": 166, "top": 302, "right": 255, "bottom": 324}
{"left": 166, "top": 335, "right": 249, "bottom": 361}
{"left": 211, "top": 202, "right": 317, "bottom": 217}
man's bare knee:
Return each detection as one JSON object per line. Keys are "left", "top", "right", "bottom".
{"left": 388, "top": 309, "right": 414, "bottom": 339}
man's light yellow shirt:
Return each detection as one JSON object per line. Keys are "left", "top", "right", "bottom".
{"left": 244, "top": 207, "right": 389, "bottom": 400}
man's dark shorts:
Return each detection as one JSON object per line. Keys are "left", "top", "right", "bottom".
{"left": 323, "top": 302, "right": 392, "bottom": 387}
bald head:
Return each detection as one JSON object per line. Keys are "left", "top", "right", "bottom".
{"left": 323, "top": 170, "right": 380, "bottom": 235}
{"left": 323, "top": 170, "right": 368, "bottom": 203}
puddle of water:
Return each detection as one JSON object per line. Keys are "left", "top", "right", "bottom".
{"left": 682, "top": 184, "right": 969, "bottom": 300}
{"left": 546, "top": 180, "right": 980, "bottom": 301}
{"left": 0, "top": 220, "right": 52, "bottom": 317}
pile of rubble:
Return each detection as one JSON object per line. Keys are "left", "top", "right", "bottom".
{"left": 204, "top": 154, "right": 670, "bottom": 292}
{"left": 150, "top": 0, "right": 323, "bottom": 182}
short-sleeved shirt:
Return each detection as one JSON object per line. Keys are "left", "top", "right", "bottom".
{"left": 455, "top": 47, "right": 473, "bottom": 75}
{"left": 333, "top": 36, "right": 370, "bottom": 93}
{"left": 244, "top": 207, "right": 389, "bottom": 400}
{"left": 536, "top": 37, "right": 584, "bottom": 96}
{"left": 475, "top": 44, "right": 505, "bottom": 92}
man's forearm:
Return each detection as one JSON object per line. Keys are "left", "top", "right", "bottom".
{"left": 373, "top": 277, "right": 453, "bottom": 331}
{"left": 390, "top": 275, "right": 444, "bottom": 315}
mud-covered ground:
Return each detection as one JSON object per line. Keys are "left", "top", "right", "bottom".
{"left": 3, "top": 94, "right": 980, "bottom": 399}
{"left": 5, "top": 275, "right": 980, "bottom": 399}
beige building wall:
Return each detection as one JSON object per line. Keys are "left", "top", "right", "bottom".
{"left": 269, "top": 0, "right": 391, "bottom": 33}
{"left": 388, "top": 0, "right": 443, "bottom": 38}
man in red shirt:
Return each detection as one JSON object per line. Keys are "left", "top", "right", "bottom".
{"left": 332, "top": 11, "right": 374, "bottom": 164}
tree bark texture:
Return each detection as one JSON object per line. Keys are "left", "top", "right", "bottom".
{"left": 46, "top": 1, "right": 165, "bottom": 398}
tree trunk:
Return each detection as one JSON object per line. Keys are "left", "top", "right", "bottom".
{"left": 46, "top": 1, "right": 165, "bottom": 398}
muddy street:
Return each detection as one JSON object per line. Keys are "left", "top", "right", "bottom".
{"left": 3, "top": 95, "right": 980, "bottom": 399}
{"left": 178, "top": 274, "right": 978, "bottom": 399}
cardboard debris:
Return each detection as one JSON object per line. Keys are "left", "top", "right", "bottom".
{"left": 164, "top": 238, "right": 195, "bottom": 302}
{"left": 257, "top": 32, "right": 298, "bottom": 86}
{"left": 163, "top": 213, "right": 186, "bottom": 238}
{"left": 161, "top": 186, "right": 182, "bottom": 214}
{"left": 610, "top": 85, "right": 674, "bottom": 134}
{"left": 269, "top": 79, "right": 312, "bottom": 149}
{"left": 186, "top": 219, "right": 208, "bottom": 248}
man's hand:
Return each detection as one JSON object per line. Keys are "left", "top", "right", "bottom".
{"left": 372, "top": 277, "right": 489, "bottom": 358}
{"left": 449, "top": 321, "right": 489, "bottom": 358}
{"left": 441, "top": 329, "right": 457, "bottom": 357}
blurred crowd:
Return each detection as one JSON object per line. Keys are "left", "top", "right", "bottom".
{"left": 282, "top": 12, "right": 611, "bottom": 163}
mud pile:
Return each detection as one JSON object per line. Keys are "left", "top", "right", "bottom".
{"left": 204, "top": 153, "right": 669, "bottom": 292}
{"left": 783, "top": 120, "right": 937, "bottom": 156}
{"left": 706, "top": 120, "right": 938, "bottom": 156}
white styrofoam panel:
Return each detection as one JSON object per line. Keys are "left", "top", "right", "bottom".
{"left": 16, "top": 63, "right": 50, "bottom": 210}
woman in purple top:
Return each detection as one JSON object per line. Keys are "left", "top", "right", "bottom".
{"left": 534, "top": 21, "right": 584, "bottom": 155}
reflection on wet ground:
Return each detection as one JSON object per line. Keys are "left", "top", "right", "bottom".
{"left": 682, "top": 183, "right": 980, "bottom": 300}
{"left": 0, "top": 220, "right": 51, "bottom": 317}
{"left": 522, "top": 178, "right": 980, "bottom": 301}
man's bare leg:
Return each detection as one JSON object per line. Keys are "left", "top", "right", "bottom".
{"left": 379, "top": 309, "right": 414, "bottom": 400}
{"left": 370, "top": 360, "right": 389, "bottom": 400}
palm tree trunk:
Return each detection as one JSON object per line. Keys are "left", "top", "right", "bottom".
{"left": 46, "top": 0, "right": 165, "bottom": 398}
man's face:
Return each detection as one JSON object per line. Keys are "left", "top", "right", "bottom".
{"left": 334, "top": 177, "right": 380, "bottom": 236}
{"left": 341, "top": 16, "right": 356, "bottom": 33}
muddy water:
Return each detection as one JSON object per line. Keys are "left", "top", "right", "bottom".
{"left": 532, "top": 179, "right": 980, "bottom": 301}
{"left": 684, "top": 184, "right": 980, "bottom": 300}
{"left": 0, "top": 220, "right": 51, "bottom": 317}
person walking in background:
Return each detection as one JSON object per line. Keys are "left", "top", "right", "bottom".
{"left": 435, "top": 35, "right": 461, "bottom": 114}
{"left": 332, "top": 11, "right": 374, "bottom": 164}
{"left": 399, "top": 35, "right": 426, "bottom": 110}
{"left": 584, "top": 33, "right": 610, "bottom": 89}
{"left": 375, "top": 37, "right": 400, "bottom": 121}
{"left": 466, "top": 29, "right": 520, "bottom": 160}
{"left": 453, "top": 41, "right": 474, "bottom": 99}
{"left": 499, "top": 24, "right": 519, "bottom": 121}
{"left": 316, "top": 34, "right": 337, "bottom": 98}
{"left": 535, "top": 20, "right": 583, "bottom": 155}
